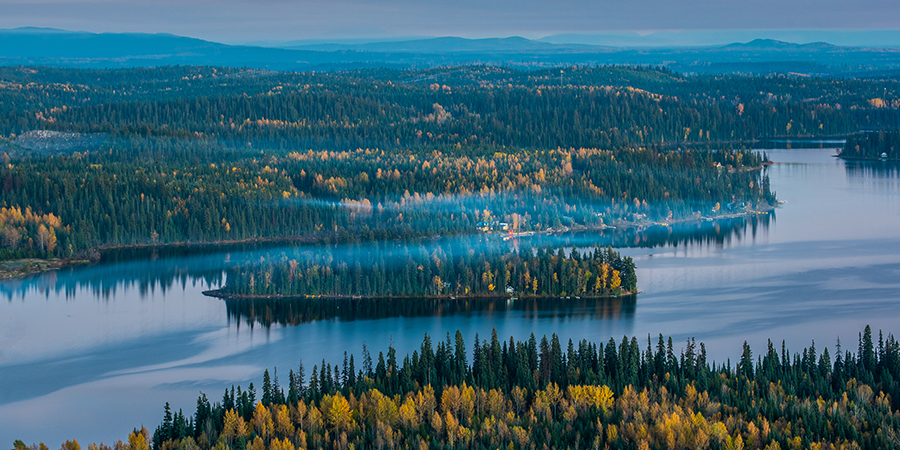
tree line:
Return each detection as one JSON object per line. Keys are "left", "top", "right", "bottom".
{"left": 10, "top": 63, "right": 879, "bottom": 261}
{"left": 5, "top": 72, "right": 859, "bottom": 150}
{"left": 840, "top": 130, "right": 900, "bottom": 160}
{"left": 20, "top": 325, "right": 899, "bottom": 450}
{"left": 3, "top": 65, "right": 898, "bottom": 148}
{"left": 149, "top": 325, "right": 900, "bottom": 450}
{"left": 214, "top": 246, "right": 636, "bottom": 299}
{"left": 0, "top": 138, "right": 772, "bottom": 260}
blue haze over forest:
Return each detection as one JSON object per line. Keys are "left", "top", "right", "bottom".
{"left": 5, "top": 27, "right": 900, "bottom": 76}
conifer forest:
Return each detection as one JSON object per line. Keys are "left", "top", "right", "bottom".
{"left": 5, "top": 61, "right": 900, "bottom": 450}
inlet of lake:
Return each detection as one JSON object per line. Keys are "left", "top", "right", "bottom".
{"left": 2, "top": 146, "right": 900, "bottom": 446}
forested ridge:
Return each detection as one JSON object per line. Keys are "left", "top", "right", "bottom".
{"left": 21, "top": 325, "right": 900, "bottom": 450}
{"left": 0, "top": 138, "right": 772, "bottom": 260}
{"left": 6, "top": 63, "right": 897, "bottom": 262}
{"left": 3, "top": 65, "right": 899, "bottom": 145}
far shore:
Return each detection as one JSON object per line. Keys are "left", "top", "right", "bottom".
{"left": 0, "top": 198, "right": 776, "bottom": 282}
{"left": 505, "top": 200, "right": 776, "bottom": 241}
{"left": 0, "top": 258, "right": 90, "bottom": 281}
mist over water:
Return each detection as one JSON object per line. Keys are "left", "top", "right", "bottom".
{"left": 280, "top": 186, "right": 753, "bottom": 233}
{"left": 0, "top": 211, "right": 768, "bottom": 302}
{"left": 2, "top": 147, "right": 900, "bottom": 446}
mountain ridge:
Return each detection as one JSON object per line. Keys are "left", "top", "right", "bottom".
{"left": 3, "top": 28, "right": 900, "bottom": 76}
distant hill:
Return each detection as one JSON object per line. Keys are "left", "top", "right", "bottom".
{"left": 0, "top": 27, "right": 369, "bottom": 70}
{"left": 540, "top": 30, "right": 900, "bottom": 48}
{"left": 721, "top": 39, "right": 841, "bottom": 51}
{"left": 0, "top": 27, "right": 233, "bottom": 58}
{"left": 2, "top": 28, "right": 900, "bottom": 76}
{"left": 284, "top": 36, "right": 599, "bottom": 53}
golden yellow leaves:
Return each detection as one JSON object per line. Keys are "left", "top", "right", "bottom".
{"left": 253, "top": 401, "right": 274, "bottom": 439}
{"left": 0, "top": 206, "right": 62, "bottom": 229}
{"left": 222, "top": 409, "right": 248, "bottom": 442}
{"left": 398, "top": 398, "right": 418, "bottom": 429}
{"left": 127, "top": 430, "right": 150, "bottom": 450}
{"left": 273, "top": 405, "right": 294, "bottom": 437}
{"left": 568, "top": 385, "right": 615, "bottom": 413}
{"left": 610, "top": 270, "right": 622, "bottom": 291}
{"left": 321, "top": 393, "right": 352, "bottom": 432}
{"left": 267, "top": 438, "right": 294, "bottom": 450}
{"left": 440, "top": 384, "right": 476, "bottom": 421}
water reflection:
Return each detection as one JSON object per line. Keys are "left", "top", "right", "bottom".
{"left": 529, "top": 212, "right": 771, "bottom": 250}
{"left": 845, "top": 160, "right": 900, "bottom": 179}
{"left": 755, "top": 139, "right": 846, "bottom": 149}
{"left": 226, "top": 295, "right": 637, "bottom": 328}
{"left": 1, "top": 212, "right": 770, "bottom": 302}
{"left": 0, "top": 253, "right": 226, "bottom": 301}
{"left": 6, "top": 147, "right": 900, "bottom": 447}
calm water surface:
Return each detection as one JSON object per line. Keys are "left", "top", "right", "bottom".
{"left": 2, "top": 148, "right": 900, "bottom": 445}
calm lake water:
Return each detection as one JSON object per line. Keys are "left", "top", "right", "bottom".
{"left": 3, "top": 147, "right": 900, "bottom": 446}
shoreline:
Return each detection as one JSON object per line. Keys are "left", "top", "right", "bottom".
{"left": 0, "top": 258, "right": 91, "bottom": 281}
{"left": 0, "top": 188, "right": 776, "bottom": 281}
{"left": 836, "top": 155, "right": 898, "bottom": 162}
{"left": 202, "top": 289, "right": 637, "bottom": 301}
{"left": 644, "top": 135, "right": 851, "bottom": 149}
{"left": 505, "top": 200, "right": 776, "bottom": 240}
{"left": 0, "top": 204, "right": 775, "bottom": 281}
{"left": 94, "top": 233, "right": 328, "bottom": 253}
{"left": 613, "top": 200, "right": 777, "bottom": 230}
{"left": 25, "top": 201, "right": 777, "bottom": 260}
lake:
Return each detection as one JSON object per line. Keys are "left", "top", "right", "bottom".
{"left": 2, "top": 147, "right": 900, "bottom": 446}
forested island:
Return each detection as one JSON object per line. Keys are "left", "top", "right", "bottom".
{"left": 21, "top": 326, "right": 900, "bottom": 450}
{"left": 206, "top": 246, "right": 636, "bottom": 299}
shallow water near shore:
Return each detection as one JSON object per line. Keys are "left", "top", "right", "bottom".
{"left": 2, "top": 147, "right": 900, "bottom": 446}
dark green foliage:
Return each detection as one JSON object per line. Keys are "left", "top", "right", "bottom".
{"left": 0, "top": 138, "right": 773, "bottom": 258}
{"left": 218, "top": 245, "right": 636, "bottom": 298}
{"left": 840, "top": 130, "right": 900, "bottom": 160}
{"left": 0, "top": 65, "right": 801, "bottom": 259}
{"left": 2, "top": 65, "right": 895, "bottom": 146}
{"left": 152, "top": 326, "right": 900, "bottom": 450}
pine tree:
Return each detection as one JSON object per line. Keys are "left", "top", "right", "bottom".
{"left": 262, "top": 369, "right": 272, "bottom": 405}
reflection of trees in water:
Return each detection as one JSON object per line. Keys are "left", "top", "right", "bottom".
{"left": 225, "top": 295, "right": 637, "bottom": 328}
{"left": 754, "top": 140, "right": 845, "bottom": 150}
{"left": 844, "top": 160, "right": 900, "bottom": 179}
{"left": 0, "top": 211, "right": 766, "bottom": 300}
{"left": 619, "top": 213, "right": 771, "bottom": 248}
{"left": 0, "top": 255, "right": 225, "bottom": 301}
{"left": 530, "top": 212, "right": 771, "bottom": 250}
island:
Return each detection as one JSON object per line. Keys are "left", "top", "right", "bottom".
{"left": 204, "top": 246, "right": 637, "bottom": 300}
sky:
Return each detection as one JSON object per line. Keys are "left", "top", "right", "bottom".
{"left": 1, "top": 0, "right": 900, "bottom": 44}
